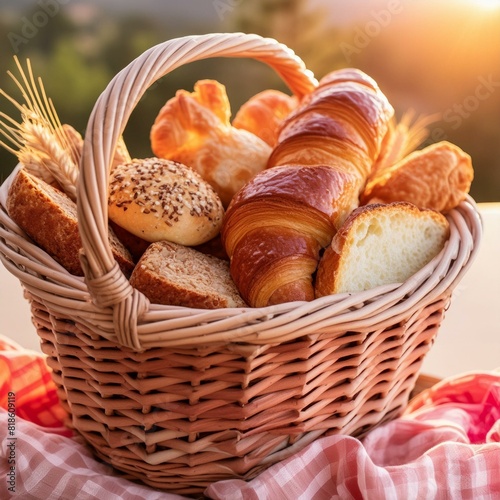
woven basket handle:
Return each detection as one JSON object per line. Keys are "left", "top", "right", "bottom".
{"left": 77, "top": 32, "right": 317, "bottom": 350}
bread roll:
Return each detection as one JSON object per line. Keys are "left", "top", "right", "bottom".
{"left": 130, "top": 241, "right": 247, "bottom": 309}
{"left": 150, "top": 80, "right": 271, "bottom": 207}
{"left": 315, "top": 202, "right": 450, "bottom": 296}
{"left": 6, "top": 168, "right": 134, "bottom": 277}
{"left": 361, "top": 141, "right": 474, "bottom": 213}
{"left": 108, "top": 158, "right": 224, "bottom": 246}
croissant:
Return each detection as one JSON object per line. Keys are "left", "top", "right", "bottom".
{"left": 232, "top": 89, "right": 297, "bottom": 147}
{"left": 221, "top": 68, "right": 394, "bottom": 307}
{"left": 150, "top": 79, "right": 271, "bottom": 207}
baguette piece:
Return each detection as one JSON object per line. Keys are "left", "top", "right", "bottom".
{"left": 130, "top": 241, "right": 247, "bottom": 309}
{"left": 6, "top": 168, "right": 135, "bottom": 277}
{"left": 315, "top": 202, "right": 450, "bottom": 296}
{"left": 361, "top": 141, "right": 474, "bottom": 212}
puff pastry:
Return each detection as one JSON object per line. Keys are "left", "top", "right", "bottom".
{"left": 150, "top": 80, "right": 271, "bottom": 207}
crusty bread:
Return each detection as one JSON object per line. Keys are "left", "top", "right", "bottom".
{"left": 130, "top": 241, "right": 247, "bottom": 309}
{"left": 6, "top": 167, "right": 135, "bottom": 277}
{"left": 361, "top": 141, "right": 474, "bottom": 213}
{"left": 109, "top": 220, "right": 149, "bottom": 263}
{"left": 315, "top": 202, "right": 450, "bottom": 296}
{"left": 108, "top": 158, "right": 224, "bottom": 246}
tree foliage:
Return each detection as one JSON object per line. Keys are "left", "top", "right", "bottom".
{"left": 0, "top": 1, "right": 498, "bottom": 201}
{"left": 229, "top": 0, "right": 345, "bottom": 78}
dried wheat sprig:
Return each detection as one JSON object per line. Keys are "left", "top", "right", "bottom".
{"left": 20, "top": 121, "right": 78, "bottom": 199}
{"left": 396, "top": 109, "right": 440, "bottom": 156}
{"left": 0, "top": 111, "right": 24, "bottom": 153}
{"left": 9, "top": 57, "right": 81, "bottom": 167}
{"left": 374, "top": 109, "right": 440, "bottom": 174}
{"left": 0, "top": 56, "right": 79, "bottom": 200}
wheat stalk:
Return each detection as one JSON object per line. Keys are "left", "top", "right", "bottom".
{"left": 0, "top": 56, "right": 79, "bottom": 200}
{"left": 374, "top": 109, "right": 440, "bottom": 175}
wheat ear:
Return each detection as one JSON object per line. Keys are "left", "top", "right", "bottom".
{"left": 373, "top": 109, "right": 440, "bottom": 175}
{"left": 0, "top": 56, "right": 79, "bottom": 200}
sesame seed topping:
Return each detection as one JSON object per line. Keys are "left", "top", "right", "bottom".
{"left": 109, "top": 158, "right": 223, "bottom": 226}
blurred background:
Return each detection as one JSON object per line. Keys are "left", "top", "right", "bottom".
{"left": 0, "top": 0, "right": 499, "bottom": 201}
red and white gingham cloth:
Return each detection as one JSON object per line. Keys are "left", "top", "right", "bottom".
{"left": 1, "top": 334, "right": 499, "bottom": 499}
{"left": 0, "top": 335, "right": 69, "bottom": 432}
{"left": 208, "top": 372, "right": 500, "bottom": 500}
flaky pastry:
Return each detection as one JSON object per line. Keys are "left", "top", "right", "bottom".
{"left": 232, "top": 89, "right": 297, "bottom": 147}
{"left": 222, "top": 68, "right": 395, "bottom": 307}
{"left": 150, "top": 80, "right": 271, "bottom": 207}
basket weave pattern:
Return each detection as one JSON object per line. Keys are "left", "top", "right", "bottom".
{"left": 0, "top": 33, "right": 482, "bottom": 495}
{"left": 28, "top": 295, "right": 447, "bottom": 492}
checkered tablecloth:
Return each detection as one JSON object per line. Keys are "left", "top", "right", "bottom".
{"left": 1, "top": 334, "right": 499, "bottom": 499}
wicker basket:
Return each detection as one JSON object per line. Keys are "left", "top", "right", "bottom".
{"left": 0, "top": 33, "right": 482, "bottom": 496}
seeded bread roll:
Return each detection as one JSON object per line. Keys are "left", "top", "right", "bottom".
{"left": 130, "top": 241, "right": 247, "bottom": 309}
{"left": 108, "top": 158, "right": 224, "bottom": 246}
{"left": 6, "top": 168, "right": 135, "bottom": 277}
{"left": 315, "top": 202, "right": 450, "bottom": 296}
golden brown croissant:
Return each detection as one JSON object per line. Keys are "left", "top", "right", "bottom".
{"left": 222, "top": 165, "right": 360, "bottom": 306}
{"left": 150, "top": 79, "right": 271, "bottom": 207}
{"left": 221, "top": 68, "right": 394, "bottom": 307}
{"left": 232, "top": 89, "right": 297, "bottom": 147}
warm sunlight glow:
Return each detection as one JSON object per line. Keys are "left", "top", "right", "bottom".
{"left": 471, "top": 0, "right": 500, "bottom": 9}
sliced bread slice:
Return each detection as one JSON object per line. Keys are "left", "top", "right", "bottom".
{"left": 130, "top": 240, "right": 247, "bottom": 309}
{"left": 315, "top": 202, "right": 450, "bottom": 296}
{"left": 6, "top": 168, "right": 134, "bottom": 277}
